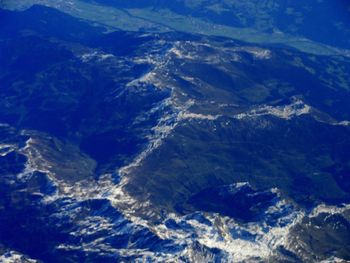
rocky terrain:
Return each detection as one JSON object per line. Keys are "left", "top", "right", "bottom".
{"left": 1, "top": 2, "right": 350, "bottom": 262}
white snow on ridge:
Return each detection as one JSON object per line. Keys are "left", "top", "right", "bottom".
{"left": 243, "top": 48, "right": 272, "bottom": 60}
{"left": 18, "top": 137, "right": 55, "bottom": 180}
{"left": 118, "top": 97, "right": 177, "bottom": 176}
{"left": 80, "top": 51, "right": 115, "bottom": 62}
{"left": 320, "top": 257, "right": 346, "bottom": 263}
{"left": 0, "top": 144, "right": 16, "bottom": 156}
{"left": 0, "top": 251, "right": 38, "bottom": 263}
{"left": 169, "top": 41, "right": 272, "bottom": 64}
{"left": 148, "top": 183, "right": 304, "bottom": 262}
{"left": 15, "top": 130, "right": 350, "bottom": 262}
{"left": 178, "top": 112, "right": 220, "bottom": 121}
{"left": 233, "top": 99, "right": 350, "bottom": 128}
{"left": 334, "top": 120, "right": 350, "bottom": 127}
{"left": 8, "top": 37, "right": 350, "bottom": 262}
{"left": 127, "top": 42, "right": 175, "bottom": 89}
{"left": 126, "top": 71, "right": 160, "bottom": 88}
{"left": 234, "top": 99, "right": 311, "bottom": 120}
{"left": 309, "top": 203, "right": 350, "bottom": 218}
{"left": 169, "top": 46, "right": 195, "bottom": 60}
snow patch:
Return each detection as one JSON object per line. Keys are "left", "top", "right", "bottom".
{"left": 81, "top": 51, "right": 114, "bottom": 62}
{"left": 234, "top": 99, "right": 311, "bottom": 120}
{"left": 0, "top": 251, "right": 38, "bottom": 263}
{"left": 309, "top": 203, "right": 350, "bottom": 218}
{"left": 178, "top": 112, "right": 220, "bottom": 121}
{"left": 334, "top": 120, "right": 350, "bottom": 127}
{"left": 0, "top": 144, "right": 16, "bottom": 156}
{"left": 126, "top": 71, "right": 160, "bottom": 88}
{"left": 150, "top": 183, "right": 304, "bottom": 262}
{"left": 169, "top": 46, "right": 195, "bottom": 60}
{"left": 320, "top": 257, "right": 346, "bottom": 263}
{"left": 245, "top": 48, "right": 272, "bottom": 59}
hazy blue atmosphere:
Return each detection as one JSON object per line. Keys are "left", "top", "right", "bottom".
{"left": 0, "top": 1, "right": 350, "bottom": 262}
